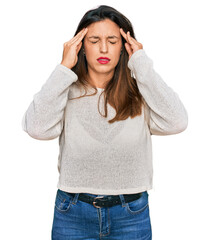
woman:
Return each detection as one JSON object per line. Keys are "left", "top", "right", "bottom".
{"left": 22, "top": 5, "right": 188, "bottom": 240}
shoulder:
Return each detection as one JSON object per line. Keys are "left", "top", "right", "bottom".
{"left": 68, "top": 82, "right": 95, "bottom": 99}
{"left": 68, "top": 82, "right": 83, "bottom": 99}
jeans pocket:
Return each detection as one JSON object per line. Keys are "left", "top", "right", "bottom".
{"left": 126, "top": 191, "right": 149, "bottom": 215}
{"left": 54, "top": 189, "right": 73, "bottom": 213}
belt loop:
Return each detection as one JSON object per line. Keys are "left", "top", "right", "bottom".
{"left": 71, "top": 193, "right": 79, "bottom": 205}
{"left": 119, "top": 194, "right": 126, "bottom": 207}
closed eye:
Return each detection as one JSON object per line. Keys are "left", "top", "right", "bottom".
{"left": 90, "top": 41, "right": 117, "bottom": 44}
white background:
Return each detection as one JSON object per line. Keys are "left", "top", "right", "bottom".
{"left": 1, "top": 0, "right": 209, "bottom": 239}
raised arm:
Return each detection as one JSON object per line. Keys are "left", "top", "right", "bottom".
{"left": 128, "top": 49, "right": 188, "bottom": 135}
{"left": 22, "top": 65, "right": 78, "bottom": 140}
{"left": 120, "top": 28, "right": 188, "bottom": 135}
{"left": 22, "top": 27, "right": 88, "bottom": 140}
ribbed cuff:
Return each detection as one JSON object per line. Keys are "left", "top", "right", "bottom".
{"left": 127, "top": 49, "right": 146, "bottom": 71}
{"left": 55, "top": 64, "right": 78, "bottom": 81}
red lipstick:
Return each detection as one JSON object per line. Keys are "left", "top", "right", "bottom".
{"left": 97, "top": 57, "right": 111, "bottom": 64}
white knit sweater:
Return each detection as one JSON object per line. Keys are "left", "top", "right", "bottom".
{"left": 22, "top": 49, "right": 188, "bottom": 195}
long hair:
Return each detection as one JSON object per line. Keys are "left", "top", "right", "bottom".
{"left": 70, "top": 5, "right": 144, "bottom": 124}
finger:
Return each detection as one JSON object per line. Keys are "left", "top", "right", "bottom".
{"left": 127, "top": 32, "right": 143, "bottom": 49}
{"left": 125, "top": 42, "right": 133, "bottom": 56}
{"left": 127, "top": 32, "right": 138, "bottom": 43}
{"left": 76, "top": 42, "right": 82, "bottom": 55}
{"left": 73, "top": 28, "right": 88, "bottom": 45}
{"left": 120, "top": 28, "right": 128, "bottom": 42}
{"left": 126, "top": 31, "right": 135, "bottom": 45}
{"left": 67, "top": 28, "right": 87, "bottom": 44}
{"left": 75, "top": 28, "right": 87, "bottom": 39}
{"left": 71, "top": 28, "right": 88, "bottom": 45}
{"left": 120, "top": 28, "right": 128, "bottom": 41}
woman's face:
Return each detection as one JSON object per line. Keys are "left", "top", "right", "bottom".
{"left": 83, "top": 19, "right": 122, "bottom": 75}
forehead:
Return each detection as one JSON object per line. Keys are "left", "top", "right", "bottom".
{"left": 86, "top": 19, "right": 120, "bottom": 37}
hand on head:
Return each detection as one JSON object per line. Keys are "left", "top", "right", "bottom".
{"left": 120, "top": 28, "right": 143, "bottom": 60}
{"left": 61, "top": 28, "right": 88, "bottom": 69}
{"left": 60, "top": 26, "right": 143, "bottom": 69}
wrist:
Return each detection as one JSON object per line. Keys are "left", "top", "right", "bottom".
{"left": 60, "top": 61, "right": 73, "bottom": 69}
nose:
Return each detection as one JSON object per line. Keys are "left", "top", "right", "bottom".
{"left": 99, "top": 40, "right": 108, "bottom": 53}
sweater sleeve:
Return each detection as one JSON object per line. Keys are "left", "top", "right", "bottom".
{"left": 128, "top": 49, "right": 188, "bottom": 135}
{"left": 22, "top": 64, "right": 78, "bottom": 140}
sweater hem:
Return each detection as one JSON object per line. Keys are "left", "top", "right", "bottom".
{"left": 57, "top": 183, "right": 153, "bottom": 195}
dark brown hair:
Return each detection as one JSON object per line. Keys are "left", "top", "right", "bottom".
{"left": 70, "top": 5, "right": 144, "bottom": 124}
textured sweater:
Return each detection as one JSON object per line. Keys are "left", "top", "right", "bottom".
{"left": 22, "top": 49, "right": 188, "bottom": 195}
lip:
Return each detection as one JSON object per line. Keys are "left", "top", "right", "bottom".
{"left": 97, "top": 57, "right": 111, "bottom": 64}
{"left": 97, "top": 57, "right": 111, "bottom": 60}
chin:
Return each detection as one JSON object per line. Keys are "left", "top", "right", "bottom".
{"left": 97, "top": 68, "right": 115, "bottom": 74}
{"left": 93, "top": 65, "right": 115, "bottom": 72}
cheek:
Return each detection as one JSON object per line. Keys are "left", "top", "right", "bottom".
{"left": 83, "top": 46, "right": 94, "bottom": 63}
{"left": 84, "top": 45, "right": 97, "bottom": 58}
{"left": 111, "top": 46, "right": 122, "bottom": 60}
{"left": 83, "top": 41, "right": 91, "bottom": 54}
{"left": 85, "top": 51, "right": 98, "bottom": 65}
{"left": 113, "top": 42, "right": 122, "bottom": 55}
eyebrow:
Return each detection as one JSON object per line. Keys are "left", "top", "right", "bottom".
{"left": 88, "top": 35, "right": 119, "bottom": 39}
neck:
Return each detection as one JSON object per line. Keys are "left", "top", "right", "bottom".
{"left": 86, "top": 68, "right": 114, "bottom": 89}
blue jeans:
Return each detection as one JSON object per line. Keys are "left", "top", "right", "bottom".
{"left": 51, "top": 189, "right": 152, "bottom": 239}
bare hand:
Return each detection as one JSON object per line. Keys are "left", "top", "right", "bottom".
{"left": 61, "top": 28, "right": 88, "bottom": 69}
{"left": 120, "top": 28, "right": 143, "bottom": 60}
